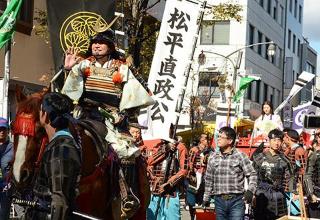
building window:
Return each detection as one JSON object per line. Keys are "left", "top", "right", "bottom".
{"left": 273, "top": 0, "right": 278, "bottom": 21}
{"left": 306, "top": 62, "right": 315, "bottom": 74}
{"left": 288, "top": 29, "right": 291, "bottom": 49}
{"left": 247, "top": 83, "right": 252, "bottom": 100}
{"left": 264, "top": 83, "right": 268, "bottom": 102}
{"left": 278, "top": 47, "right": 283, "bottom": 67}
{"left": 293, "top": 34, "right": 296, "bottom": 53}
{"left": 280, "top": 5, "right": 284, "bottom": 26}
{"left": 200, "top": 21, "right": 230, "bottom": 45}
{"left": 249, "top": 24, "right": 255, "bottom": 47}
{"left": 258, "top": 31, "right": 262, "bottom": 55}
{"left": 289, "top": 0, "right": 293, "bottom": 12}
{"left": 265, "top": 37, "right": 270, "bottom": 59}
{"left": 299, "top": 5, "right": 302, "bottom": 23}
{"left": 297, "top": 39, "right": 301, "bottom": 57}
{"left": 260, "top": 0, "right": 264, "bottom": 8}
{"left": 294, "top": 0, "right": 297, "bottom": 18}
{"left": 0, "top": 0, "right": 34, "bottom": 35}
{"left": 200, "top": 23, "right": 213, "bottom": 45}
{"left": 267, "top": 0, "right": 272, "bottom": 14}
{"left": 256, "top": 81, "right": 261, "bottom": 102}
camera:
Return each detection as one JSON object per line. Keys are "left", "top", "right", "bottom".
{"left": 304, "top": 115, "right": 320, "bottom": 128}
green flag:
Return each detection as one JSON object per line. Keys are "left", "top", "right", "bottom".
{"left": 233, "top": 76, "right": 260, "bottom": 103}
{"left": 0, "top": 0, "right": 23, "bottom": 49}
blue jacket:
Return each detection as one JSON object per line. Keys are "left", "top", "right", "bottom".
{"left": 0, "top": 140, "right": 13, "bottom": 189}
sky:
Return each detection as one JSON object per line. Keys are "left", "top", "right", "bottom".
{"left": 303, "top": 0, "right": 320, "bottom": 74}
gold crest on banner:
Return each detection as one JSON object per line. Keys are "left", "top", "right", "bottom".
{"left": 59, "top": 12, "right": 108, "bottom": 53}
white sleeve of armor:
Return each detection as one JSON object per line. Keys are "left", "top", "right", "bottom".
{"left": 61, "top": 60, "right": 90, "bottom": 102}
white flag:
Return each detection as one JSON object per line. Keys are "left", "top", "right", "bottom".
{"left": 275, "top": 71, "right": 315, "bottom": 114}
{"left": 140, "top": 0, "right": 200, "bottom": 140}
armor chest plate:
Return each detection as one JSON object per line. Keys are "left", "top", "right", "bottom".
{"left": 149, "top": 152, "right": 178, "bottom": 195}
{"left": 84, "top": 62, "right": 122, "bottom": 107}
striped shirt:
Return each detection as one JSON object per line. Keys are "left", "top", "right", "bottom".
{"left": 203, "top": 148, "right": 257, "bottom": 202}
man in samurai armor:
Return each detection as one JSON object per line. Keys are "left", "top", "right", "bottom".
{"left": 24, "top": 92, "right": 81, "bottom": 220}
{"left": 62, "top": 25, "right": 153, "bottom": 219}
{"left": 252, "top": 129, "right": 294, "bottom": 219}
{"left": 129, "top": 122, "right": 147, "bottom": 157}
{"left": 304, "top": 129, "right": 320, "bottom": 218}
{"left": 117, "top": 121, "right": 150, "bottom": 220}
{"left": 186, "top": 133, "right": 211, "bottom": 220}
{"left": 62, "top": 27, "right": 153, "bottom": 121}
{"left": 146, "top": 134, "right": 188, "bottom": 220}
{"left": 283, "top": 128, "right": 308, "bottom": 215}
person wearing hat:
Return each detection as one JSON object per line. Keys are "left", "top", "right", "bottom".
{"left": 0, "top": 117, "right": 13, "bottom": 220}
{"left": 24, "top": 93, "right": 81, "bottom": 220}
{"left": 62, "top": 28, "right": 153, "bottom": 119}
{"left": 252, "top": 129, "right": 294, "bottom": 220}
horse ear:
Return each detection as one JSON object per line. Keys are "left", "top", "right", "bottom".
{"left": 15, "top": 84, "right": 27, "bottom": 103}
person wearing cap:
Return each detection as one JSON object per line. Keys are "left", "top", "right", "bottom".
{"left": 202, "top": 126, "right": 257, "bottom": 220}
{"left": 24, "top": 92, "right": 81, "bottom": 220}
{"left": 252, "top": 129, "right": 294, "bottom": 219}
{"left": 0, "top": 117, "right": 13, "bottom": 219}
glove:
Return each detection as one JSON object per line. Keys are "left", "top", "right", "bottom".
{"left": 243, "top": 190, "right": 253, "bottom": 204}
{"left": 202, "top": 201, "right": 210, "bottom": 208}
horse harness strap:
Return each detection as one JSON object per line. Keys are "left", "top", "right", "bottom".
{"left": 35, "top": 136, "right": 49, "bottom": 168}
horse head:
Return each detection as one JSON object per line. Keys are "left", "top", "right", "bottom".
{"left": 11, "top": 86, "right": 48, "bottom": 189}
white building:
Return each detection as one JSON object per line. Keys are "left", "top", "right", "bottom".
{"left": 193, "top": 0, "right": 287, "bottom": 121}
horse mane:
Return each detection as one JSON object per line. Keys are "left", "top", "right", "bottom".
{"left": 16, "top": 90, "right": 46, "bottom": 119}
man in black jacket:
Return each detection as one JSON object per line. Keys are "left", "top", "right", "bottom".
{"left": 25, "top": 92, "right": 81, "bottom": 220}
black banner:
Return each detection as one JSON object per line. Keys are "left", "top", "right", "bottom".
{"left": 46, "top": 0, "right": 115, "bottom": 71}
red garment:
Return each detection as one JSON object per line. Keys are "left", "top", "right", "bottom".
{"left": 145, "top": 140, "right": 188, "bottom": 195}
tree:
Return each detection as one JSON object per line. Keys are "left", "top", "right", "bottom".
{"left": 117, "top": 0, "right": 161, "bottom": 78}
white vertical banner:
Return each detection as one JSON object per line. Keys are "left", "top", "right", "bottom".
{"left": 140, "top": 0, "right": 200, "bottom": 140}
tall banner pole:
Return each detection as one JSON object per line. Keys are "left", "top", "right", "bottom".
{"left": 2, "top": 0, "right": 11, "bottom": 119}
{"left": 173, "top": 1, "right": 207, "bottom": 136}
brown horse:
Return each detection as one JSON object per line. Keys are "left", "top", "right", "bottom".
{"left": 11, "top": 86, "right": 121, "bottom": 219}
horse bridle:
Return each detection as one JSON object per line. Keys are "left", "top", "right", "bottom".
{"left": 12, "top": 113, "right": 49, "bottom": 168}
